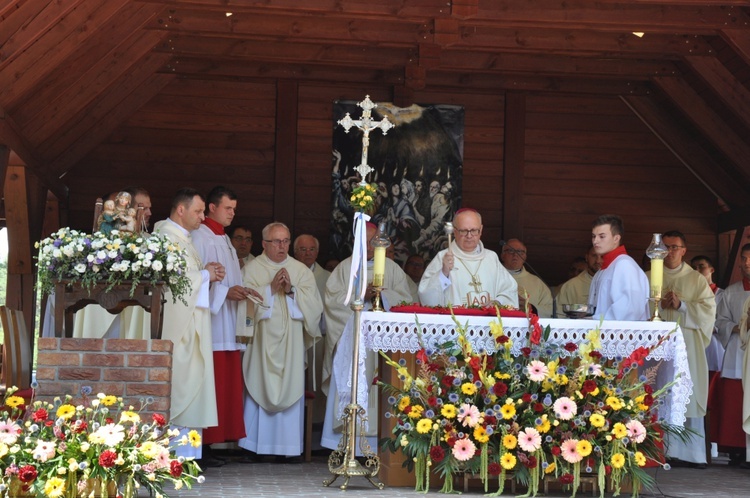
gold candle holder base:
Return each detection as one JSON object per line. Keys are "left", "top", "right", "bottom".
{"left": 323, "top": 404, "right": 383, "bottom": 490}
{"left": 371, "top": 286, "right": 384, "bottom": 312}
{"left": 649, "top": 296, "right": 663, "bottom": 322}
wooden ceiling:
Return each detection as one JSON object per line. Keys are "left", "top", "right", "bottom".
{"left": 1, "top": 0, "right": 750, "bottom": 222}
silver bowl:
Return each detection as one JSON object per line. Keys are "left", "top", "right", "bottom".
{"left": 562, "top": 304, "right": 595, "bottom": 319}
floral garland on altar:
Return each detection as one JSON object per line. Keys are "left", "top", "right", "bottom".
{"left": 0, "top": 387, "right": 203, "bottom": 498}
{"left": 379, "top": 308, "right": 688, "bottom": 497}
{"left": 35, "top": 228, "right": 192, "bottom": 304}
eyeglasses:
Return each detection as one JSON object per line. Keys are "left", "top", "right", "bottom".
{"left": 502, "top": 248, "right": 527, "bottom": 256}
{"left": 455, "top": 228, "right": 481, "bottom": 237}
{"left": 666, "top": 245, "right": 685, "bottom": 251}
{"left": 232, "top": 236, "right": 253, "bottom": 243}
{"left": 296, "top": 247, "right": 317, "bottom": 253}
{"left": 264, "top": 238, "right": 291, "bottom": 246}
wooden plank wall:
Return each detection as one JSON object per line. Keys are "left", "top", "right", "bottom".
{"left": 62, "top": 79, "right": 718, "bottom": 286}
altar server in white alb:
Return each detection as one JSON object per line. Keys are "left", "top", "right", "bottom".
{"left": 240, "top": 222, "right": 323, "bottom": 461}
{"left": 419, "top": 208, "right": 518, "bottom": 309}
{"left": 555, "top": 246, "right": 602, "bottom": 317}
{"left": 500, "top": 238, "right": 554, "bottom": 317}
{"left": 191, "top": 186, "right": 263, "bottom": 455}
{"left": 737, "top": 292, "right": 750, "bottom": 466}
{"left": 588, "top": 214, "right": 649, "bottom": 321}
{"left": 649, "top": 231, "right": 715, "bottom": 468}
{"left": 320, "top": 222, "right": 413, "bottom": 453}
{"left": 154, "top": 188, "right": 225, "bottom": 459}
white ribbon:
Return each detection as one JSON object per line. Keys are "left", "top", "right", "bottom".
{"left": 344, "top": 211, "right": 370, "bottom": 305}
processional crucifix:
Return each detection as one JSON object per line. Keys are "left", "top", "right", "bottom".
{"left": 323, "top": 96, "right": 394, "bottom": 491}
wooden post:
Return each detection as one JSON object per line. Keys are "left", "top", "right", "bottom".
{"left": 274, "top": 80, "right": 299, "bottom": 232}
{"left": 502, "top": 92, "right": 526, "bottom": 241}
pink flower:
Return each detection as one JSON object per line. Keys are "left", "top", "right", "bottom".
{"left": 526, "top": 360, "right": 549, "bottom": 382}
{"left": 626, "top": 420, "right": 647, "bottom": 443}
{"left": 518, "top": 427, "right": 542, "bottom": 453}
{"left": 553, "top": 396, "right": 577, "bottom": 420}
{"left": 451, "top": 438, "right": 477, "bottom": 462}
{"left": 457, "top": 403, "right": 481, "bottom": 428}
{"left": 0, "top": 421, "right": 21, "bottom": 445}
{"left": 560, "top": 439, "right": 583, "bottom": 463}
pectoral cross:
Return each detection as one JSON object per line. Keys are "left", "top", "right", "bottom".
{"left": 338, "top": 95, "right": 394, "bottom": 186}
{"left": 469, "top": 274, "right": 482, "bottom": 293}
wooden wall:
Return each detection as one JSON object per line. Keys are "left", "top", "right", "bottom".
{"left": 63, "top": 77, "right": 718, "bottom": 287}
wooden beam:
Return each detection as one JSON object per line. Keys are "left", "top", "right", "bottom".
{"left": 0, "top": 144, "right": 7, "bottom": 199}
{"left": 653, "top": 76, "right": 750, "bottom": 183}
{"left": 718, "top": 208, "right": 750, "bottom": 234}
{"left": 720, "top": 226, "right": 750, "bottom": 289}
{"left": 684, "top": 55, "right": 750, "bottom": 130}
{"left": 502, "top": 92, "right": 525, "bottom": 241}
{"left": 721, "top": 28, "right": 750, "bottom": 66}
{"left": 621, "top": 94, "right": 748, "bottom": 209}
{"left": 273, "top": 80, "right": 298, "bottom": 229}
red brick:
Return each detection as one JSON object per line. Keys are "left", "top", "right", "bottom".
{"left": 126, "top": 383, "right": 171, "bottom": 397}
{"left": 37, "top": 338, "right": 60, "bottom": 350}
{"left": 87, "top": 383, "right": 125, "bottom": 396}
{"left": 37, "top": 352, "right": 80, "bottom": 366}
{"left": 58, "top": 368, "right": 101, "bottom": 381}
{"left": 105, "top": 339, "right": 148, "bottom": 352}
{"left": 148, "top": 368, "right": 171, "bottom": 382}
{"left": 37, "top": 382, "right": 77, "bottom": 398}
{"left": 60, "top": 338, "right": 104, "bottom": 351}
{"left": 150, "top": 340, "right": 173, "bottom": 353}
{"left": 127, "top": 354, "right": 171, "bottom": 368}
{"left": 82, "top": 353, "right": 125, "bottom": 367}
{"left": 35, "top": 367, "right": 57, "bottom": 380}
{"left": 103, "top": 369, "right": 146, "bottom": 382}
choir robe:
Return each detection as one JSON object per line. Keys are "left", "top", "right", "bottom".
{"left": 650, "top": 263, "right": 715, "bottom": 464}
{"left": 713, "top": 281, "right": 750, "bottom": 449}
{"left": 308, "top": 262, "right": 331, "bottom": 426}
{"left": 418, "top": 241, "right": 518, "bottom": 309}
{"left": 406, "top": 277, "right": 420, "bottom": 304}
{"left": 153, "top": 219, "right": 217, "bottom": 429}
{"left": 555, "top": 271, "right": 593, "bottom": 318}
{"left": 739, "top": 297, "right": 750, "bottom": 456}
{"left": 240, "top": 254, "right": 322, "bottom": 456}
{"left": 508, "top": 267, "right": 554, "bottom": 318}
{"left": 588, "top": 250, "right": 649, "bottom": 321}
{"left": 320, "top": 257, "right": 413, "bottom": 452}
{"left": 191, "top": 223, "right": 247, "bottom": 444}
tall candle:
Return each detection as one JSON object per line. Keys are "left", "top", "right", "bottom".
{"left": 372, "top": 246, "right": 386, "bottom": 287}
{"left": 650, "top": 258, "right": 663, "bottom": 297}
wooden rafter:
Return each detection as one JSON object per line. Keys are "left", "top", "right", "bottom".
{"left": 721, "top": 28, "right": 750, "bottom": 66}
{"left": 684, "top": 55, "right": 750, "bottom": 130}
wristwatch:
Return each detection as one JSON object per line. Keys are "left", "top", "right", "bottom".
{"left": 286, "top": 286, "right": 296, "bottom": 296}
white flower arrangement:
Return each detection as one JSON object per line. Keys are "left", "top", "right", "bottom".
{"left": 35, "top": 228, "right": 192, "bottom": 304}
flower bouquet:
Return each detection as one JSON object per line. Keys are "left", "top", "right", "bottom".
{"left": 379, "top": 308, "right": 687, "bottom": 497}
{"left": 35, "top": 228, "right": 192, "bottom": 304}
{"left": 0, "top": 387, "right": 204, "bottom": 498}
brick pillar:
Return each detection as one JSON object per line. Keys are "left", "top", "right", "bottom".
{"left": 35, "top": 338, "right": 173, "bottom": 420}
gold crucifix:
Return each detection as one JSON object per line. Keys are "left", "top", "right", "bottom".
{"left": 468, "top": 274, "right": 482, "bottom": 293}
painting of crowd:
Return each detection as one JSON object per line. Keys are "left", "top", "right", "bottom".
{"left": 330, "top": 101, "right": 465, "bottom": 266}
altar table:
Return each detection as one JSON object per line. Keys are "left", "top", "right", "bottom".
{"left": 344, "top": 312, "right": 692, "bottom": 486}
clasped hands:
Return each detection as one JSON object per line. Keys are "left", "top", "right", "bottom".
{"left": 660, "top": 290, "right": 681, "bottom": 310}
{"left": 271, "top": 268, "right": 293, "bottom": 295}
{"left": 205, "top": 262, "right": 225, "bottom": 283}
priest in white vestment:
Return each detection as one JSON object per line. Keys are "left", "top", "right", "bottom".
{"left": 240, "top": 222, "right": 323, "bottom": 459}
{"left": 555, "top": 247, "right": 602, "bottom": 317}
{"left": 419, "top": 209, "right": 518, "bottom": 308}
{"left": 500, "top": 238, "right": 554, "bottom": 317}
{"left": 648, "top": 231, "right": 715, "bottom": 467}
{"left": 320, "top": 223, "right": 413, "bottom": 453}
{"left": 154, "top": 188, "right": 225, "bottom": 459}
{"left": 229, "top": 225, "right": 255, "bottom": 269}
{"left": 588, "top": 215, "right": 649, "bottom": 321}
{"left": 192, "top": 187, "right": 261, "bottom": 450}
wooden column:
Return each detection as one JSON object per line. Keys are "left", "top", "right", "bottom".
{"left": 502, "top": 92, "right": 526, "bottom": 241}
{"left": 4, "top": 161, "right": 47, "bottom": 337}
{"left": 274, "top": 80, "right": 299, "bottom": 232}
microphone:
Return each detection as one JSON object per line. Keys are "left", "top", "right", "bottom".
{"left": 499, "top": 239, "right": 556, "bottom": 317}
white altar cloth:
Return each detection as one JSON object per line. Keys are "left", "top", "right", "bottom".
{"left": 332, "top": 312, "right": 692, "bottom": 428}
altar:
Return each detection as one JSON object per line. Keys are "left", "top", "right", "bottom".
{"left": 348, "top": 312, "right": 692, "bottom": 486}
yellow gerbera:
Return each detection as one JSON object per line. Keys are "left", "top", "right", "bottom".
{"left": 441, "top": 404, "right": 457, "bottom": 419}
{"left": 576, "top": 440, "right": 593, "bottom": 457}
{"left": 408, "top": 405, "right": 424, "bottom": 419}
{"left": 416, "top": 418, "right": 433, "bottom": 434}
{"left": 500, "top": 453, "right": 517, "bottom": 470}
{"left": 634, "top": 451, "right": 647, "bottom": 467}
{"left": 139, "top": 441, "right": 160, "bottom": 459}
{"left": 461, "top": 383, "right": 477, "bottom": 396}
{"left": 473, "top": 426, "right": 489, "bottom": 444}
{"left": 100, "top": 395, "right": 118, "bottom": 407}
{"left": 611, "top": 453, "right": 625, "bottom": 469}
{"left": 545, "top": 461, "right": 556, "bottom": 474}
{"left": 611, "top": 422, "right": 627, "bottom": 439}
{"left": 398, "top": 396, "right": 411, "bottom": 412}
{"left": 589, "top": 413, "right": 606, "bottom": 428}
{"left": 188, "top": 430, "right": 201, "bottom": 448}
{"left": 536, "top": 418, "right": 551, "bottom": 433}
{"left": 43, "top": 476, "right": 66, "bottom": 498}
{"left": 606, "top": 396, "right": 623, "bottom": 410}
{"left": 56, "top": 404, "right": 76, "bottom": 420}
{"left": 502, "top": 434, "right": 517, "bottom": 449}
{"left": 5, "top": 396, "right": 25, "bottom": 408}
{"left": 500, "top": 403, "right": 516, "bottom": 420}
{"left": 120, "top": 411, "right": 140, "bottom": 424}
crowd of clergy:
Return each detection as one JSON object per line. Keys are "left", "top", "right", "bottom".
{"left": 47, "top": 187, "right": 750, "bottom": 471}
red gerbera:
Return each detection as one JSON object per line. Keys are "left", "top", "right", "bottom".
{"left": 98, "top": 450, "right": 117, "bottom": 468}
{"left": 169, "top": 460, "right": 183, "bottom": 477}
{"left": 429, "top": 446, "right": 445, "bottom": 462}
